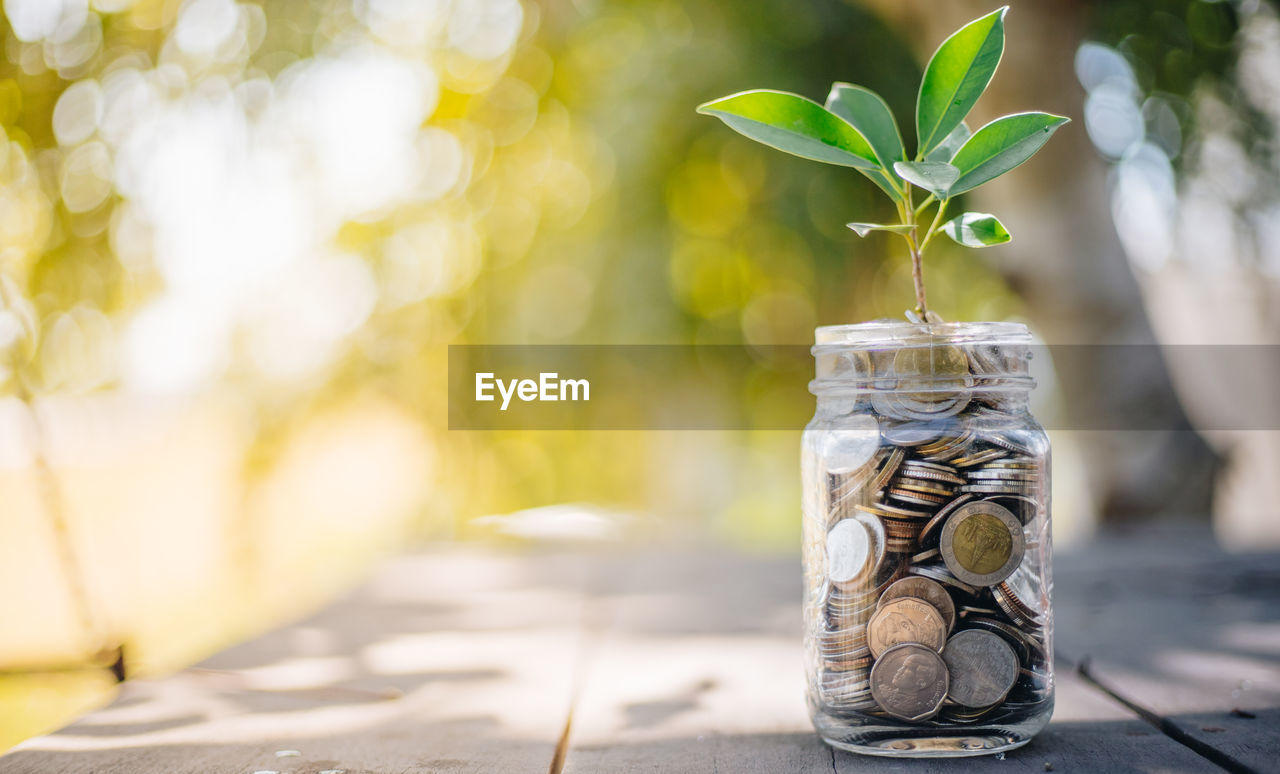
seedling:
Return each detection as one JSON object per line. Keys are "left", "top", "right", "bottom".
{"left": 697, "top": 7, "right": 1067, "bottom": 319}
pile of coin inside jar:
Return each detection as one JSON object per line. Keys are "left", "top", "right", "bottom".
{"left": 811, "top": 341, "right": 1050, "bottom": 725}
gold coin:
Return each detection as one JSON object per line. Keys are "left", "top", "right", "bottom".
{"left": 867, "top": 597, "right": 946, "bottom": 658}
{"left": 939, "top": 500, "right": 1025, "bottom": 587}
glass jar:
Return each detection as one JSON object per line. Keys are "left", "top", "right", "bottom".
{"left": 802, "top": 321, "right": 1053, "bottom": 757}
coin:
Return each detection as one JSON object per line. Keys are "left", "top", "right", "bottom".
{"left": 993, "top": 572, "right": 1044, "bottom": 630}
{"left": 881, "top": 420, "right": 945, "bottom": 446}
{"left": 918, "top": 493, "right": 975, "bottom": 546}
{"left": 941, "top": 629, "right": 1019, "bottom": 708}
{"left": 867, "top": 597, "right": 946, "bottom": 657}
{"left": 893, "top": 344, "right": 969, "bottom": 381}
{"left": 869, "top": 643, "right": 949, "bottom": 722}
{"left": 939, "top": 500, "right": 1025, "bottom": 587}
{"left": 893, "top": 479, "right": 958, "bottom": 497}
{"left": 855, "top": 502, "right": 932, "bottom": 520}
{"left": 822, "top": 419, "right": 881, "bottom": 474}
{"left": 901, "top": 460, "right": 965, "bottom": 480}
{"left": 826, "top": 512, "right": 885, "bottom": 587}
{"left": 961, "top": 616, "right": 1041, "bottom": 665}
{"left": 964, "top": 469, "right": 1041, "bottom": 481}
{"left": 867, "top": 447, "right": 906, "bottom": 493}
{"left": 909, "top": 562, "right": 980, "bottom": 597}
{"left": 951, "top": 449, "right": 1009, "bottom": 468}
{"left": 877, "top": 576, "right": 956, "bottom": 633}
{"left": 887, "top": 488, "right": 949, "bottom": 507}
{"left": 911, "top": 547, "right": 940, "bottom": 564}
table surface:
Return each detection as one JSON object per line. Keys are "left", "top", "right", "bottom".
{"left": 2, "top": 529, "right": 1277, "bottom": 774}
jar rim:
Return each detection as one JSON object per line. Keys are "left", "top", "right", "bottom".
{"left": 814, "top": 320, "right": 1032, "bottom": 348}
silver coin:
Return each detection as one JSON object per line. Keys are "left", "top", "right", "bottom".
{"left": 941, "top": 629, "right": 1019, "bottom": 708}
{"left": 826, "top": 513, "right": 885, "bottom": 587}
{"left": 822, "top": 417, "right": 881, "bottom": 474}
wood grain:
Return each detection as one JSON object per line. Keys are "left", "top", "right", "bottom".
{"left": 3, "top": 533, "right": 1276, "bottom": 773}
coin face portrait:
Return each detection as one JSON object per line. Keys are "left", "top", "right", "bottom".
{"left": 953, "top": 512, "right": 1012, "bottom": 574}
{"left": 870, "top": 643, "right": 949, "bottom": 722}
{"left": 895, "top": 651, "right": 941, "bottom": 693}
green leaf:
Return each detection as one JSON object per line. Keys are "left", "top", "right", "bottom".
{"left": 825, "top": 83, "right": 906, "bottom": 170}
{"left": 697, "top": 89, "right": 880, "bottom": 170}
{"left": 942, "top": 212, "right": 1011, "bottom": 247}
{"left": 916, "top": 7, "right": 1007, "bottom": 157}
{"left": 924, "top": 121, "right": 971, "bottom": 162}
{"left": 893, "top": 161, "right": 960, "bottom": 199}
{"left": 847, "top": 222, "right": 916, "bottom": 238}
{"left": 949, "top": 112, "right": 1070, "bottom": 195}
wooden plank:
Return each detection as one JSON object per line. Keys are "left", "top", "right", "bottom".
{"left": 4, "top": 537, "right": 1272, "bottom": 773}
{"left": 0, "top": 549, "right": 588, "bottom": 774}
{"left": 1055, "top": 527, "right": 1280, "bottom": 773}
{"left": 562, "top": 550, "right": 1219, "bottom": 773}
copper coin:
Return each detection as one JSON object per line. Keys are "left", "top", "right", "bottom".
{"left": 941, "top": 629, "right": 1019, "bottom": 708}
{"left": 867, "top": 597, "right": 946, "bottom": 658}
{"left": 877, "top": 576, "right": 957, "bottom": 633}
{"left": 939, "top": 500, "right": 1024, "bottom": 587}
{"left": 869, "top": 643, "right": 949, "bottom": 722}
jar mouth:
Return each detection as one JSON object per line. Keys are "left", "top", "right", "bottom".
{"left": 811, "top": 320, "right": 1035, "bottom": 396}
{"left": 814, "top": 320, "right": 1032, "bottom": 348}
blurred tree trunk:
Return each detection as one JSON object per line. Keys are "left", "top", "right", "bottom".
{"left": 855, "top": 0, "right": 1219, "bottom": 523}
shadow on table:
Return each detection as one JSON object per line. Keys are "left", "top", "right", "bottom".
{"left": 1, "top": 716, "right": 1248, "bottom": 774}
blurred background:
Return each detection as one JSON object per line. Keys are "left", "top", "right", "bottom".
{"left": 1, "top": 0, "right": 1278, "bottom": 751}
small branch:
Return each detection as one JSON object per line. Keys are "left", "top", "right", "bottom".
{"left": 908, "top": 240, "right": 929, "bottom": 317}
{"left": 918, "top": 198, "right": 951, "bottom": 254}
{"left": 900, "top": 184, "right": 929, "bottom": 318}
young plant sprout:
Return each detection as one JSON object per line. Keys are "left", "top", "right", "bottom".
{"left": 697, "top": 6, "right": 1068, "bottom": 319}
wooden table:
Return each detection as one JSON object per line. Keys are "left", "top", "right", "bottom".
{"left": 2, "top": 528, "right": 1276, "bottom": 773}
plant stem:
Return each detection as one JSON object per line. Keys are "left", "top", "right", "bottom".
{"left": 908, "top": 241, "right": 929, "bottom": 318}
{"left": 918, "top": 198, "right": 951, "bottom": 254}
{"left": 902, "top": 185, "right": 929, "bottom": 318}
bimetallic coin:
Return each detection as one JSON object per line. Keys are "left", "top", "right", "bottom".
{"left": 867, "top": 597, "right": 946, "bottom": 658}
{"left": 941, "top": 629, "right": 1019, "bottom": 708}
{"left": 939, "top": 500, "right": 1025, "bottom": 587}
{"left": 869, "top": 643, "right": 949, "bottom": 722}
{"left": 877, "top": 576, "right": 957, "bottom": 633}
{"left": 826, "top": 511, "right": 886, "bottom": 587}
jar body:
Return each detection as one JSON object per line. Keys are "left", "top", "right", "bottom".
{"left": 802, "top": 322, "right": 1053, "bottom": 757}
